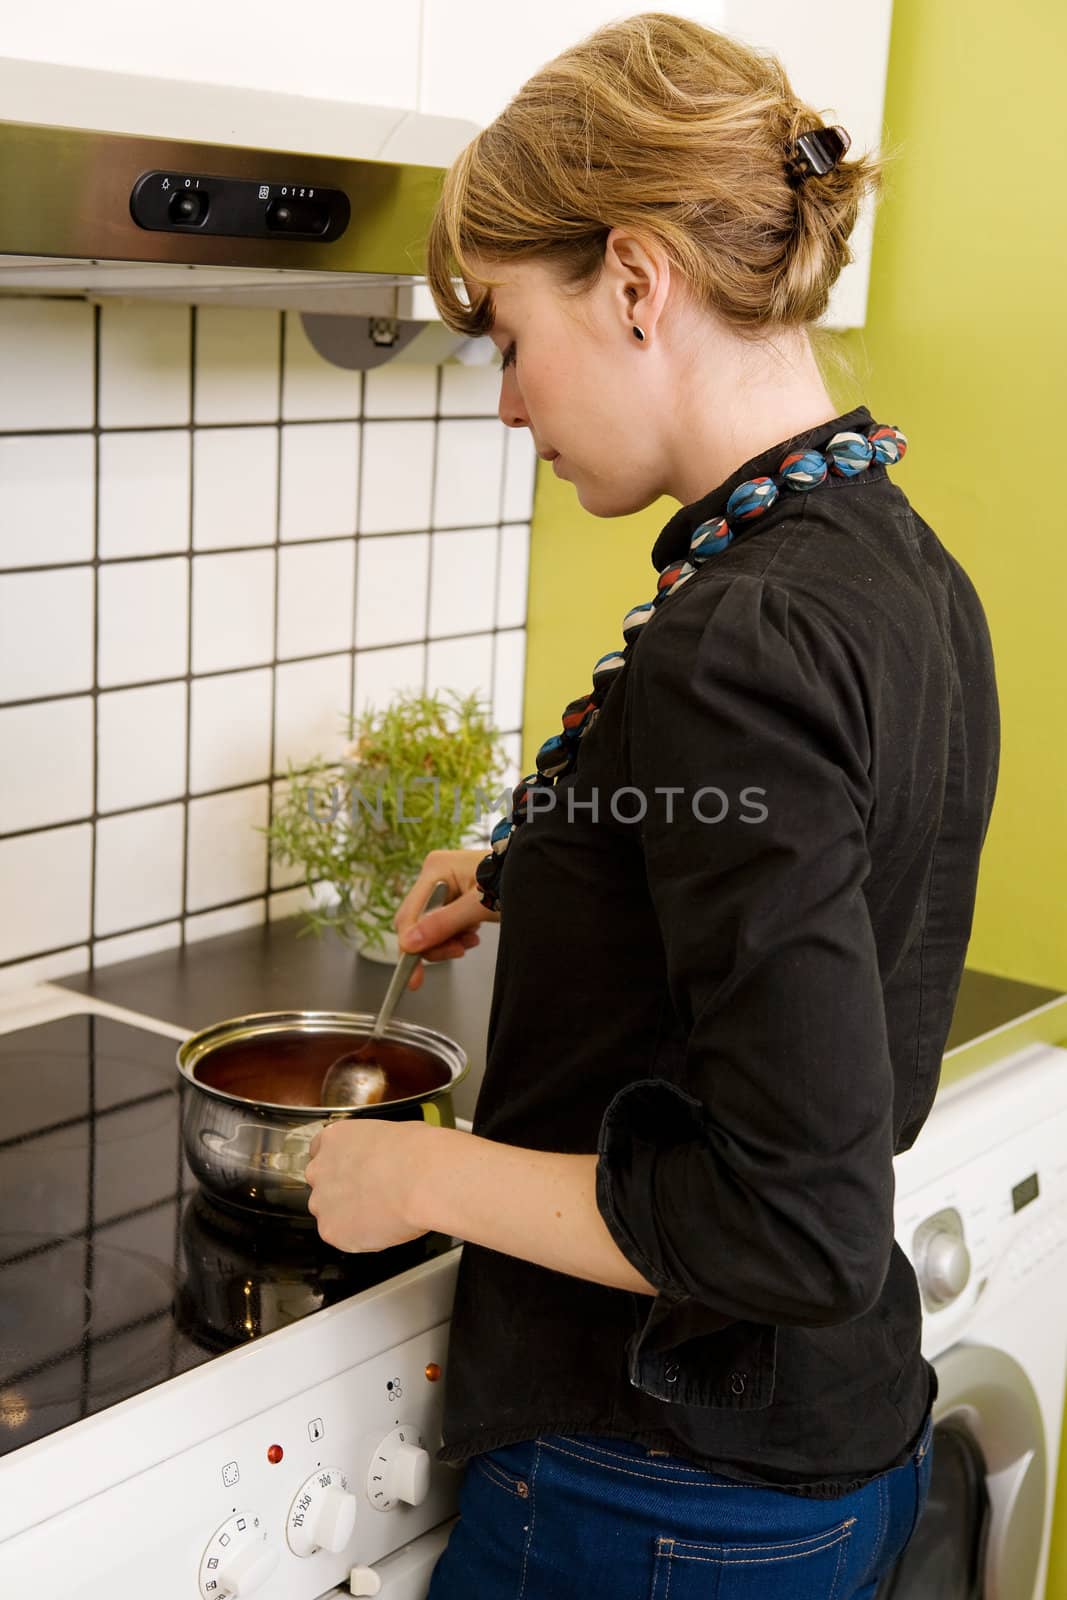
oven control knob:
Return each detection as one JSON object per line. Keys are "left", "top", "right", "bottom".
{"left": 919, "top": 1229, "right": 972, "bottom": 1307}
{"left": 367, "top": 1424, "right": 432, "bottom": 1510}
{"left": 199, "top": 1512, "right": 278, "bottom": 1598}
{"left": 287, "top": 1466, "right": 358, "bottom": 1557}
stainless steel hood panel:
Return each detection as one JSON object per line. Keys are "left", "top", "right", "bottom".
{"left": 0, "top": 121, "right": 443, "bottom": 283}
{"left": 0, "top": 59, "right": 478, "bottom": 330}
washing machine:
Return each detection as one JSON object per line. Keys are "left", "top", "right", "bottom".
{"left": 878, "top": 992, "right": 1067, "bottom": 1600}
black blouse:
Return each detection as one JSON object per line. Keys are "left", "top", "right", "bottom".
{"left": 434, "top": 405, "right": 1001, "bottom": 1497}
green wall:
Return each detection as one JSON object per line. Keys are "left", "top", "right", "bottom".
{"left": 519, "top": 1, "right": 1067, "bottom": 1589}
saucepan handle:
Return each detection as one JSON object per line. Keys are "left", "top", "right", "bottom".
{"left": 198, "top": 1116, "right": 346, "bottom": 1178}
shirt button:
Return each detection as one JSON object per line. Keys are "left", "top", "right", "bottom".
{"left": 664, "top": 1363, "right": 679, "bottom": 1383}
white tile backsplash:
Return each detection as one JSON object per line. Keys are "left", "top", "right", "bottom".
{"left": 185, "top": 899, "right": 267, "bottom": 943}
{"left": 97, "top": 681, "right": 187, "bottom": 813}
{"left": 352, "top": 642, "right": 427, "bottom": 718}
{"left": 185, "top": 784, "right": 271, "bottom": 912}
{"left": 99, "top": 430, "right": 191, "bottom": 559}
{"left": 282, "top": 316, "right": 363, "bottom": 421}
{"left": 363, "top": 363, "right": 437, "bottom": 418}
{"left": 355, "top": 533, "right": 429, "bottom": 648}
{"left": 429, "top": 526, "right": 498, "bottom": 637}
{"left": 503, "top": 429, "right": 538, "bottom": 523}
{"left": 0, "top": 433, "right": 95, "bottom": 568}
{"left": 0, "top": 823, "right": 92, "bottom": 964}
{"left": 191, "top": 549, "right": 276, "bottom": 674}
{"left": 276, "top": 539, "right": 356, "bottom": 659}
{"left": 497, "top": 522, "right": 531, "bottom": 629}
{"left": 0, "top": 301, "right": 94, "bottom": 432}
{"left": 359, "top": 419, "right": 436, "bottom": 534}
{"left": 492, "top": 627, "right": 528, "bottom": 732}
{"left": 426, "top": 631, "right": 495, "bottom": 704}
{"left": 189, "top": 668, "right": 273, "bottom": 794}
{"left": 433, "top": 419, "right": 507, "bottom": 527}
{"left": 274, "top": 654, "right": 352, "bottom": 771}
{"left": 94, "top": 804, "right": 185, "bottom": 936}
{"left": 99, "top": 303, "right": 191, "bottom": 429}
{"left": 193, "top": 426, "right": 278, "bottom": 550}
{"left": 0, "top": 566, "right": 94, "bottom": 702}
{"left": 439, "top": 360, "right": 504, "bottom": 416}
{"left": 0, "top": 303, "right": 535, "bottom": 972}
{"left": 0, "top": 697, "right": 94, "bottom": 833}
{"left": 97, "top": 557, "right": 189, "bottom": 687}
{"left": 193, "top": 308, "right": 280, "bottom": 424}
{"left": 279, "top": 422, "right": 360, "bottom": 541}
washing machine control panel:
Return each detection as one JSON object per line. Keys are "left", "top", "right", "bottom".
{"left": 912, "top": 1208, "right": 971, "bottom": 1310}
{"left": 894, "top": 1057, "right": 1067, "bottom": 1327}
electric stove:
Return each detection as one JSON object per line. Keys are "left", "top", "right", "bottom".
{"left": 0, "top": 983, "right": 465, "bottom": 1599}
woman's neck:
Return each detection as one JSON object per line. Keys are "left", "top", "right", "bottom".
{"left": 663, "top": 325, "right": 842, "bottom": 507}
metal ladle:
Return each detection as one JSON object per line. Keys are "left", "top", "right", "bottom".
{"left": 318, "top": 878, "right": 451, "bottom": 1108}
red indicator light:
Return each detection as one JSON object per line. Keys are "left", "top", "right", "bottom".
{"left": 267, "top": 1444, "right": 284, "bottom": 1464}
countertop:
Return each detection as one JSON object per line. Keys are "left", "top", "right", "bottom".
{"left": 58, "top": 916, "right": 1064, "bottom": 1118}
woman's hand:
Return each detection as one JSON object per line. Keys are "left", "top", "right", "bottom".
{"left": 393, "top": 848, "right": 500, "bottom": 992}
{"left": 305, "top": 1119, "right": 429, "bottom": 1252}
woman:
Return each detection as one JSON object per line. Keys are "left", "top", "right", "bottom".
{"left": 304, "top": 14, "right": 1000, "bottom": 1596}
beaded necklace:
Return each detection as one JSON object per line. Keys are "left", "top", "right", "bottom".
{"left": 475, "top": 420, "right": 908, "bottom": 913}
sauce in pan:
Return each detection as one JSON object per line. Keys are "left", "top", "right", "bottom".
{"left": 193, "top": 1029, "right": 450, "bottom": 1109}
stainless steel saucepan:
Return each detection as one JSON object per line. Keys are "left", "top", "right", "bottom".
{"left": 177, "top": 1009, "right": 469, "bottom": 1218}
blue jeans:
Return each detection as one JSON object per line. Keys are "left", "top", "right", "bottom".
{"left": 427, "top": 1412, "right": 934, "bottom": 1599}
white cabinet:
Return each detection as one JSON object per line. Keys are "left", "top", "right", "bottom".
{"left": 420, "top": 3, "right": 728, "bottom": 129}
{"left": 0, "top": 0, "right": 424, "bottom": 108}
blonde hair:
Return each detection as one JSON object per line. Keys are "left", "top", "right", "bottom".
{"left": 425, "top": 11, "right": 890, "bottom": 343}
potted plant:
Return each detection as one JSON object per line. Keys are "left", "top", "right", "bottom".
{"left": 264, "top": 686, "right": 510, "bottom": 963}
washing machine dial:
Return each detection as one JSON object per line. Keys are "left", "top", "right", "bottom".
{"left": 198, "top": 1512, "right": 277, "bottom": 1598}
{"left": 286, "top": 1465, "right": 357, "bottom": 1557}
{"left": 366, "top": 1424, "right": 431, "bottom": 1510}
{"left": 914, "top": 1209, "right": 971, "bottom": 1308}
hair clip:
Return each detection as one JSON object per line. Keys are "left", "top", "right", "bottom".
{"left": 786, "top": 124, "right": 851, "bottom": 184}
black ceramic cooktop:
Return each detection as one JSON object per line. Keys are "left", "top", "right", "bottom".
{"left": 0, "top": 1012, "right": 453, "bottom": 1458}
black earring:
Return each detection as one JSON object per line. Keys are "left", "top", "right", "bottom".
{"left": 633, "top": 325, "right": 645, "bottom": 342}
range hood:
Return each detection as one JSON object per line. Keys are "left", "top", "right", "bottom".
{"left": 0, "top": 56, "right": 491, "bottom": 369}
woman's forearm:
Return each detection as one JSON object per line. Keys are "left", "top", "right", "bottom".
{"left": 406, "top": 1124, "right": 659, "bottom": 1297}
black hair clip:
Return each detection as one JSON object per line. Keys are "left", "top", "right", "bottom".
{"left": 786, "top": 124, "right": 851, "bottom": 185}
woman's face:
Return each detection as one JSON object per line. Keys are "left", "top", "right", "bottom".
{"left": 466, "top": 231, "right": 835, "bottom": 513}
{"left": 468, "top": 237, "right": 680, "bottom": 519}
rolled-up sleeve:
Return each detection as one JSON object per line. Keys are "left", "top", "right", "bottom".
{"left": 595, "top": 573, "right": 896, "bottom": 1367}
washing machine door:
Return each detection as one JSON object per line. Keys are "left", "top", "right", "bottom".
{"left": 877, "top": 1343, "right": 1047, "bottom": 1600}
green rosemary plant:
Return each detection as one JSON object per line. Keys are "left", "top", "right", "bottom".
{"left": 264, "top": 687, "right": 510, "bottom": 954}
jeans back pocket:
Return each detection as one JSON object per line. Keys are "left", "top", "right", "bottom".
{"left": 650, "top": 1515, "right": 855, "bottom": 1600}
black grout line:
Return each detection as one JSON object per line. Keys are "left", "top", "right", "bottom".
{"left": 80, "top": 1012, "right": 98, "bottom": 1414}
{"left": 0, "top": 518, "right": 531, "bottom": 578}
{"left": 0, "top": 719, "right": 527, "bottom": 846}
{"left": 0, "top": 627, "right": 528, "bottom": 713}
{"left": 263, "top": 312, "right": 287, "bottom": 902}
{"left": 178, "top": 307, "right": 197, "bottom": 948}
{"left": 87, "top": 306, "right": 101, "bottom": 976}
{"left": 0, "top": 408, "right": 504, "bottom": 441}
{"left": 421, "top": 368, "right": 441, "bottom": 698}
{"left": 348, "top": 354, "right": 366, "bottom": 730}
